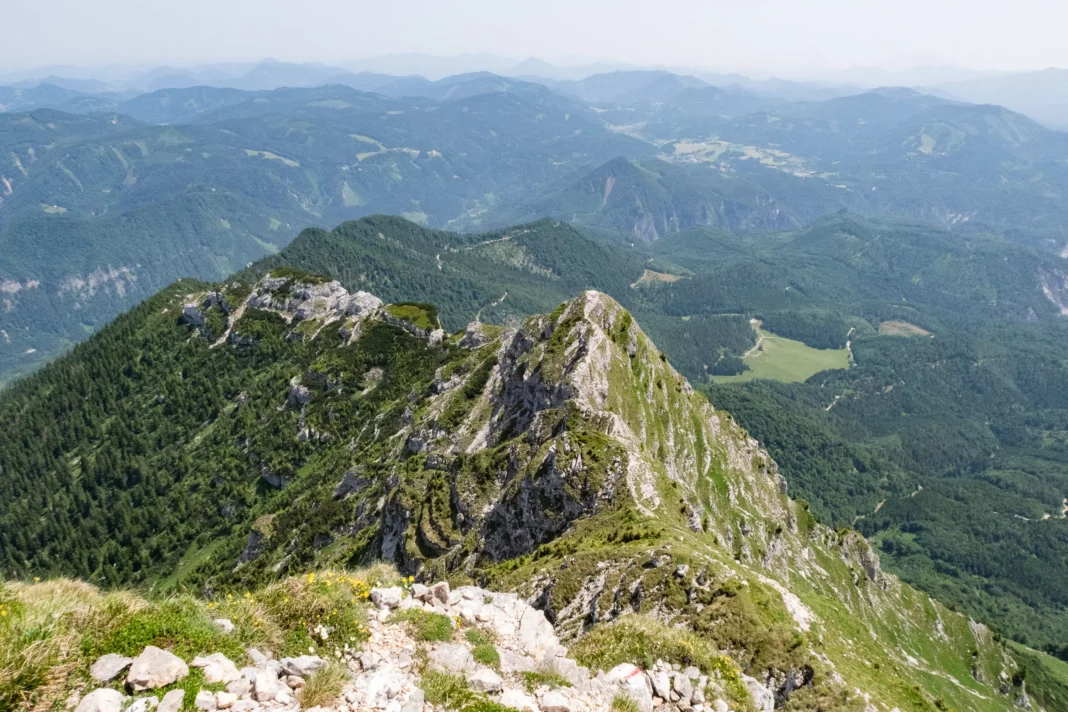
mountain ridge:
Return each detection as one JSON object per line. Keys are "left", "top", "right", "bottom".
{"left": 1, "top": 266, "right": 1067, "bottom": 709}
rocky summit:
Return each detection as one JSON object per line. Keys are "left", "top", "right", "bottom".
{"left": 1, "top": 268, "right": 1065, "bottom": 712}
{"left": 74, "top": 579, "right": 746, "bottom": 712}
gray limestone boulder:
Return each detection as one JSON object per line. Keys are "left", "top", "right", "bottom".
{"left": 157, "top": 690, "right": 186, "bottom": 712}
{"left": 605, "top": 664, "right": 653, "bottom": 712}
{"left": 126, "top": 697, "right": 158, "bottom": 712}
{"left": 400, "top": 688, "right": 425, "bottom": 712}
{"left": 279, "top": 655, "right": 327, "bottom": 678}
{"left": 191, "top": 653, "right": 241, "bottom": 684}
{"left": 127, "top": 646, "right": 189, "bottom": 691}
{"left": 194, "top": 690, "right": 217, "bottom": 711}
{"left": 499, "top": 650, "right": 535, "bottom": 674}
{"left": 253, "top": 667, "right": 281, "bottom": 702}
{"left": 214, "top": 692, "right": 237, "bottom": 710}
{"left": 742, "top": 675, "right": 774, "bottom": 712}
{"left": 499, "top": 689, "right": 538, "bottom": 712}
{"left": 370, "top": 587, "right": 403, "bottom": 610}
{"left": 347, "top": 291, "right": 384, "bottom": 316}
{"left": 90, "top": 654, "right": 133, "bottom": 683}
{"left": 74, "top": 689, "right": 125, "bottom": 712}
{"left": 540, "top": 689, "right": 571, "bottom": 712}
{"left": 428, "top": 643, "right": 473, "bottom": 673}
{"left": 428, "top": 581, "right": 450, "bottom": 604}
{"left": 468, "top": 667, "right": 504, "bottom": 693}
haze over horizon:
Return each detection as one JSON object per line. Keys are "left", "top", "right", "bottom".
{"left": 4, "top": 0, "right": 1068, "bottom": 80}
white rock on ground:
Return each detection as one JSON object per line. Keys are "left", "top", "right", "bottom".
{"left": 157, "top": 690, "right": 185, "bottom": 712}
{"left": 370, "top": 586, "right": 403, "bottom": 609}
{"left": 500, "top": 689, "right": 539, "bottom": 712}
{"left": 90, "top": 654, "right": 133, "bottom": 683}
{"left": 213, "top": 618, "right": 236, "bottom": 634}
{"left": 82, "top": 581, "right": 749, "bottom": 712}
{"left": 215, "top": 692, "right": 237, "bottom": 710}
{"left": 743, "top": 674, "right": 775, "bottom": 712}
{"left": 605, "top": 663, "right": 655, "bottom": 712}
{"left": 194, "top": 689, "right": 217, "bottom": 711}
{"left": 468, "top": 666, "right": 504, "bottom": 693}
{"left": 75, "top": 689, "right": 125, "bottom": 712}
{"left": 126, "top": 696, "right": 158, "bottom": 712}
{"left": 191, "top": 653, "right": 242, "bottom": 684}
{"left": 253, "top": 667, "right": 282, "bottom": 703}
{"left": 127, "top": 646, "right": 190, "bottom": 691}
{"left": 540, "top": 689, "right": 572, "bottom": 712}
{"left": 280, "top": 655, "right": 327, "bottom": 677}
{"left": 428, "top": 643, "right": 474, "bottom": 673}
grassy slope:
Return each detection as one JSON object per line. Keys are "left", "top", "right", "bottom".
{"left": 712, "top": 325, "right": 850, "bottom": 383}
{"left": 0, "top": 567, "right": 398, "bottom": 711}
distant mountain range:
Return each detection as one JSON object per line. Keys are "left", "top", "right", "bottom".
{"left": 4, "top": 66, "right": 1068, "bottom": 384}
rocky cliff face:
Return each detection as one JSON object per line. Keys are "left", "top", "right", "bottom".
{"left": 168, "top": 272, "right": 1052, "bottom": 711}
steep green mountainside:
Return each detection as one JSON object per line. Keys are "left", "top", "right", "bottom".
{"left": 1, "top": 269, "right": 1066, "bottom": 711}
{"left": 628, "top": 218, "right": 1068, "bottom": 653}
{"left": 203, "top": 214, "right": 1068, "bottom": 653}
{"left": 240, "top": 215, "right": 647, "bottom": 329}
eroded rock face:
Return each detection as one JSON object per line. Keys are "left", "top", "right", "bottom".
{"left": 743, "top": 675, "right": 775, "bottom": 712}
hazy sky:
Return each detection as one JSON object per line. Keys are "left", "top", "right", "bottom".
{"left": 3, "top": 0, "right": 1066, "bottom": 75}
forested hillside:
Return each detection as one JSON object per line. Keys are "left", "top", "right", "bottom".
{"left": 2, "top": 267, "right": 1068, "bottom": 711}
{"left": 222, "top": 213, "right": 1068, "bottom": 653}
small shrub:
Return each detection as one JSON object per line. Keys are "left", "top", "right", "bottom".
{"left": 83, "top": 597, "right": 244, "bottom": 661}
{"left": 465, "top": 628, "right": 497, "bottom": 646}
{"left": 520, "top": 671, "right": 572, "bottom": 693}
{"left": 221, "top": 569, "right": 374, "bottom": 657}
{"left": 297, "top": 661, "right": 350, "bottom": 708}
{"left": 471, "top": 644, "right": 500, "bottom": 670}
{"left": 570, "top": 615, "right": 749, "bottom": 707}
{"left": 421, "top": 671, "right": 476, "bottom": 708}
{"left": 391, "top": 608, "right": 453, "bottom": 642}
{"left": 464, "top": 701, "right": 521, "bottom": 712}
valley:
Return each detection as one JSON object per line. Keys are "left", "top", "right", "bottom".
{"left": 711, "top": 321, "right": 850, "bottom": 384}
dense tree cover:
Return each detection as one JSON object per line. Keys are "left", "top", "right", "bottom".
{"left": 389, "top": 210, "right": 1068, "bottom": 652}
{"left": 242, "top": 216, "right": 647, "bottom": 331}
{"left": 0, "top": 273, "right": 470, "bottom": 588}
{"left": 1, "top": 209, "right": 1067, "bottom": 654}
{"left": 634, "top": 311, "right": 755, "bottom": 378}
{"left": 704, "top": 316, "right": 1068, "bottom": 650}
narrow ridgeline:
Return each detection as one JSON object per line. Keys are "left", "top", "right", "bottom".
{"left": 0, "top": 269, "right": 1065, "bottom": 711}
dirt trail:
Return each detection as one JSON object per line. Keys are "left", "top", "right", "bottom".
{"left": 476, "top": 291, "right": 508, "bottom": 320}
{"left": 210, "top": 301, "right": 246, "bottom": 349}
{"left": 742, "top": 319, "right": 765, "bottom": 358}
